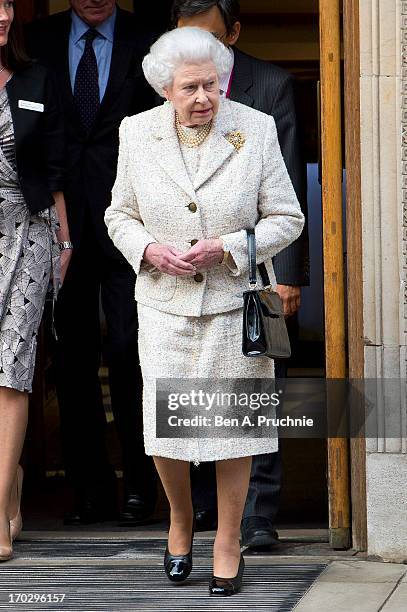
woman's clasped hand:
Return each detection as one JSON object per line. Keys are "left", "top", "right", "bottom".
{"left": 144, "top": 238, "right": 224, "bottom": 276}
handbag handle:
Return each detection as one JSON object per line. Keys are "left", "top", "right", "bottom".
{"left": 246, "top": 228, "right": 271, "bottom": 288}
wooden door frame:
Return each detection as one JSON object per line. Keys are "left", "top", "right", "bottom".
{"left": 320, "top": 0, "right": 367, "bottom": 551}
{"left": 319, "top": 0, "right": 351, "bottom": 550}
{"left": 342, "top": 0, "right": 367, "bottom": 551}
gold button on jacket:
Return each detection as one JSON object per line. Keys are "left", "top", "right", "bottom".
{"left": 188, "top": 202, "right": 197, "bottom": 213}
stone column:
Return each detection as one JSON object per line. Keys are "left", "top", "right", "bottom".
{"left": 359, "top": 0, "right": 407, "bottom": 561}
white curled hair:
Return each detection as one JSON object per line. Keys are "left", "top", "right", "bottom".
{"left": 142, "top": 27, "right": 233, "bottom": 97}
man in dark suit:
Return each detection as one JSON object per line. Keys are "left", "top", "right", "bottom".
{"left": 25, "top": 1, "right": 158, "bottom": 525}
{"left": 173, "top": 0, "right": 309, "bottom": 548}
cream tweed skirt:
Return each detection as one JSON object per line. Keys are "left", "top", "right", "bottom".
{"left": 138, "top": 304, "right": 278, "bottom": 465}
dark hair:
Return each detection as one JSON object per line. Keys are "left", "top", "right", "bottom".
{"left": 0, "top": 2, "right": 31, "bottom": 72}
{"left": 171, "top": 0, "right": 240, "bottom": 35}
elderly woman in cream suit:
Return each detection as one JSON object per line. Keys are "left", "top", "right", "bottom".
{"left": 105, "top": 27, "right": 304, "bottom": 596}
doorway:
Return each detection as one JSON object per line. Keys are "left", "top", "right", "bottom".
{"left": 21, "top": 0, "right": 361, "bottom": 551}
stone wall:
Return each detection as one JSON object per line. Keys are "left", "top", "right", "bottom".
{"left": 359, "top": 0, "right": 407, "bottom": 561}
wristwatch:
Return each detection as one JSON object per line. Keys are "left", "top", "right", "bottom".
{"left": 58, "top": 241, "right": 74, "bottom": 251}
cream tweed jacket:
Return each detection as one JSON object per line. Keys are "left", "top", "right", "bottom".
{"left": 105, "top": 98, "right": 305, "bottom": 316}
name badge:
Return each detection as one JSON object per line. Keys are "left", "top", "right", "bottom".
{"left": 18, "top": 100, "right": 44, "bottom": 113}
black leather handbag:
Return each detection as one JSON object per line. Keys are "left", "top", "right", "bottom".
{"left": 242, "top": 229, "right": 291, "bottom": 359}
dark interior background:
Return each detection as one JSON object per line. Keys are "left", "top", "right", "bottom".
{"left": 19, "top": 0, "right": 330, "bottom": 529}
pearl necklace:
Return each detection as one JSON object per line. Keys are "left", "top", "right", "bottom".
{"left": 175, "top": 113, "right": 212, "bottom": 148}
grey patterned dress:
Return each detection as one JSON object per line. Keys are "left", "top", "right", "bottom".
{"left": 0, "top": 86, "right": 60, "bottom": 393}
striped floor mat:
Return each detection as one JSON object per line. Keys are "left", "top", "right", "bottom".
{"left": 8, "top": 538, "right": 213, "bottom": 560}
{"left": 0, "top": 563, "right": 326, "bottom": 611}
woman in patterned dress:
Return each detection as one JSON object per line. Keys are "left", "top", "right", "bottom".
{"left": 0, "top": 0, "right": 71, "bottom": 562}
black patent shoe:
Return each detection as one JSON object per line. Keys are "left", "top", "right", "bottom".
{"left": 164, "top": 521, "right": 194, "bottom": 583}
{"left": 209, "top": 553, "right": 245, "bottom": 596}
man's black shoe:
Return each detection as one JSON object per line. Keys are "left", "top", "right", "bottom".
{"left": 64, "top": 498, "right": 118, "bottom": 525}
{"left": 118, "top": 494, "right": 156, "bottom": 526}
{"left": 195, "top": 508, "right": 218, "bottom": 532}
{"left": 241, "top": 517, "right": 280, "bottom": 550}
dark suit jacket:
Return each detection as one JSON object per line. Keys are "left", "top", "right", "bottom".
{"left": 231, "top": 48, "right": 309, "bottom": 286}
{"left": 24, "top": 7, "right": 156, "bottom": 258}
{"left": 5, "top": 62, "right": 65, "bottom": 214}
